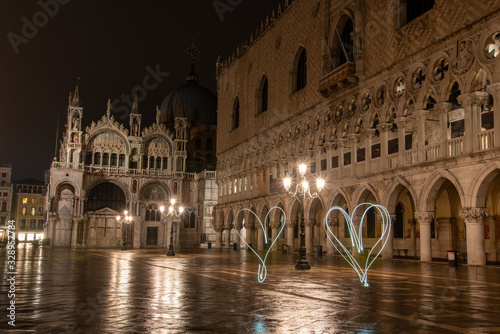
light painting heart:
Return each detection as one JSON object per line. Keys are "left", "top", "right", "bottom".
{"left": 233, "top": 207, "right": 286, "bottom": 283}
{"left": 324, "top": 203, "right": 391, "bottom": 286}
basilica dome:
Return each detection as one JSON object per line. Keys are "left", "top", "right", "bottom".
{"left": 159, "top": 64, "right": 217, "bottom": 125}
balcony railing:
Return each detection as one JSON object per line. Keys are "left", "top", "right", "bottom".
{"left": 51, "top": 162, "right": 84, "bottom": 170}
{"left": 425, "top": 144, "right": 440, "bottom": 162}
{"left": 388, "top": 153, "right": 399, "bottom": 169}
{"left": 371, "top": 158, "right": 381, "bottom": 173}
{"left": 356, "top": 161, "right": 365, "bottom": 175}
{"left": 52, "top": 161, "right": 195, "bottom": 179}
{"left": 405, "top": 148, "right": 418, "bottom": 165}
{"left": 478, "top": 129, "right": 494, "bottom": 151}
{"left": 448, "top": 137, "right": 463, "bottom": 157}
{"left": 319, "top": 62, "right": 357, "bottom": 96}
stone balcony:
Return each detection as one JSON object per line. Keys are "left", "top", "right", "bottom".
{"left": 319, "top": 62, "right": 357, "bottom": 97}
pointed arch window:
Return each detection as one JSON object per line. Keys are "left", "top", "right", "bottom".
{"left": 339, "top": 18, "right": 354, "bottom": 66}
{"left": 145, "top": 204, "right": 161, "bottom": 222}
{"left": 258, "top": 76, "right": 269, "bottom": 115}
{"left": 295, "top": 49, "right": 307, "bottom": 92}
{"left": 231, "top": 98, "right": 240, "bottom": 131}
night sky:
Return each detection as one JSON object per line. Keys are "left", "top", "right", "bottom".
{"left": 0, "top": 0, "right": 282, "bottom": 181}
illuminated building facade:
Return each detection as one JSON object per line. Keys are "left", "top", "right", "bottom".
{"left": 12, "top": 182, "right": 46, "bottom": 242}
{"left": 0, "top": 164, "right": 13, "bottom": 242}
{"left": 47, "top": 61, "right": 218, "bottom": 249}
{"left": 214, "top": 0, "right": 500, "bottom": 265}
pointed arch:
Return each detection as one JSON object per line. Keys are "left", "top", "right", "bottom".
{"left": 418, "top": 170, "right": 466, "bottom": 212}
{"left": 352, "top": 183, "right": 380, "bottom": 209}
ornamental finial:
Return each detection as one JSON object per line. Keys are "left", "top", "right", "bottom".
{"left": 186, "top": 39, "right": 200, "bottom": 63}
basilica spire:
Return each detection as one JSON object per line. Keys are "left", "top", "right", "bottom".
{"left": 70, "top": 79, "right": 81, "bottom": 107}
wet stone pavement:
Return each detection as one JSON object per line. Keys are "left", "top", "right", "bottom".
{"left": 1, "top": 245, "right": 500, "bottom": 334}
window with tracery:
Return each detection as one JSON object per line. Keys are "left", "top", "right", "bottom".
{"left": 145, "top": 204, "right": 161, "bottom": 222}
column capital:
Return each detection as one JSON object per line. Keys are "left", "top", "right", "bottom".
{"left": 214, "top": 225, "right": 224, "bottom": 232}
{"left": 459, "top": 207, "right": 489, "bottom": 224}
{"left": 347, "top": 134, "right": 360, "bottom": 144}
{"left": 414, "top": 212, "right": 434, "bottom": 224}
{"left": 415, "top": 110, "right": 430, "bottom": 120}
{"left": 376, "top": 122, "right": 392, "bottom": 132}
{"left": 269, "top": 220, "right": 281, "bottom": 228}
{"left": 286, "top": 220, "right": 297, "bottom": 228}
{"left": 335, "top": 138, "right": 349, "bottom": 148}
{"left": 457, "top": 91, "right": 489, "bottom": 108}
{"left": 327, "top": 217, "right": 339, "bottom": 226}
{"left": 305, "top": 219, "right": 316, "bottom": 227}
{"left": 361, "top": 129, "right": 376, "bottom": 139}
{"left": 435, "top": 102, "right": 453, "bottom": 115}
{"left": 394, "top": 117, "right": 411, "bottom": 128}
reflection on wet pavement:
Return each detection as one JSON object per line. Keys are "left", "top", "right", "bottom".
{"left": 1, "top": 244, "right": 500, "bottom": 333}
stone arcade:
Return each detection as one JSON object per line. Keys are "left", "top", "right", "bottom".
{"left": 214, "top": 0, "right": 500, "bottom": 266}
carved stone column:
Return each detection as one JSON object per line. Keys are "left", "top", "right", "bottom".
{"left": 435, "top": 102, "right": 452, "bottom": 158}
{"left": 362, "top": 129, "right": 376, "bottom": 174}
{"left": 351, "top": 215, "right": 361, "bottom": 256}
{"left": 415, "top": 212, "right": 434, "bottom": 262}
{"left": 382, "top": 214, "right": 395, "bottom": 259}
{"left": 245, "top": 221, "right": 254, "bottom": 249}
{"left": 394, "top": 117, "right": 410, "bottom": 167}
{"left": 377, "top": 123, "right": 392, "bottom": 169}
{"left": 257, "top": 225, "right": 265, "bottom": 251}
{"left": 458, "top": 92, "right": 488, "bottom": 153}
{"left": 336, "top": 139, "right": 348, "bottom": 179}
{"left": 215, "top": 226, "right": 223, "bottom": 249}
{"left": 326, "top": 217, "right": 338, "bottom": 256}
{"left": 234, "top": 223, "right": 242, "bottom": 250}
{"left": 409, "top": 218, "right": 416, "bottom": 257}
{"left": 270, "top": 220, "right": 280, "bottom": 251}
{"left": 415, "top": 110, "right": 430, "bottom": 163}
{"left": 460, "top": 207, "right": 488, "bottom": 265}
{"left": 286, "top": 220, "right": 296, "bottom": 252}
{"left": 348, "top": 134, "right": 360, "bottom": 177}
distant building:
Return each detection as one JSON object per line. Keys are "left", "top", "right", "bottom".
{"left": 214, "top": 0, "right": 500, "bottom": 266}
{"left": 0, "top": 164, "right": 13, "bottom": 242}
{"left": 12, "top": 181, "right": 47, "bottom": 242}
{"left": 47, "top": 54, "right": 218, "bottom": 249}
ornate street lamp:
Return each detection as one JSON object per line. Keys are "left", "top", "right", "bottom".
{"left": 283, "top": 164, "right": 325, "bottom": 270}
{"left": 116, "top": 210, "right": 133, "bottom": 250}
{"left": 160, "top": 198, "right": 184, "bottom": 256}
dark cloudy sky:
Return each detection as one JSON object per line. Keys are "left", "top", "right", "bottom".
{"left": 0, "top": 0, "right": 282, "bottom": 181}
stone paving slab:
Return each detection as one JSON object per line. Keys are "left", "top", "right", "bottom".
{"left": 1, "top": 245, "right": 500, "bottom": 333}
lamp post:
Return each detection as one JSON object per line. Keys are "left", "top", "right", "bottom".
{"left": 160, "top": 198, "right": 184, "bottom": 256}
{"left": 283, "top": 164, "right": 325, "bottom": 270}
{"left": 116, "top": 210, "right": 133, "bottom": 250}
